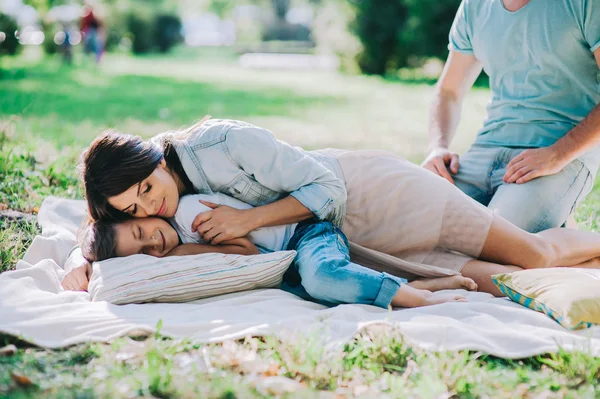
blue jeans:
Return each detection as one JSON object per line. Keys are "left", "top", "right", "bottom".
{"left": 280, "top": 220, "right": 406, "bottom": 308}
{"left": 453, "top": 145, "right": 593, "bottom": 233}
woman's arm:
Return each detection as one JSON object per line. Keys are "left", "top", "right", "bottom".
{"left": 193, "top": 196, "right": 312, "bottom": 244}
{"left": 165, "top": 237, "right": 259, "bottom": 256}
{"left": 193, "top": 123, "right": 346, "bottom": 244}
{"left": 225, "top": 124, "right": 346, "bottom": 221}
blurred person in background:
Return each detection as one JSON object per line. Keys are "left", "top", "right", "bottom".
{"left": 60, "top": 23, "right": 73, "bottom": 64}
{"left": 80, "top": 4, "right": 103, "bottom": 63}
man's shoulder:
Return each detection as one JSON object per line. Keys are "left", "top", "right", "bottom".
{"left": 460, "top": 0, "right": 493, "bottom": 14}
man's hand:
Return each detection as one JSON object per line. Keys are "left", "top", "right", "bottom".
{"left": 191, "top": 201, "right": 254, "bottom": 245}
{"left": 421, "top": 147, "right": 460, "bottom": 184}
{"left": 61, "top": 262, "right": 92, "bottom": 291}
{"left": 503, "top": 147, "right": 569, "bottom": 184}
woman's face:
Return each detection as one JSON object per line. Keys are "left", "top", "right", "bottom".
{"left": 114, "top": 217, "right": 179, "bottom": 257}
{"left": 108, "top": 159, "right": 180, "bottom": 218}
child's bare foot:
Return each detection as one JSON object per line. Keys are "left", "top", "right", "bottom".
{"left": 422, "top": 292, "right": 468, "bottom": 306}
{"left": 390, "top": 285, "right": 468, "bottom": 308}
{"left": 409, "top": 275, "right": 478, "bottom": 292}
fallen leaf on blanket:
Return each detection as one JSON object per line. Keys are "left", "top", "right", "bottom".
{"left": 11, "top": 371, "right": 33, "bottom": 386}
{"left": 174, "top": 353, "right": 209, "bottom": 373}
{"left": 31, "top": 206, "right": 40, "bottom": 214}
{"left": 114, "top": 339, "right": 147, "bottom": 362}
{"left": 318, "top": 393, "right": 347, "bottom": 399}
{"left": 352, "top": 385, "right": 369, "bottom": 396}
{"left": 0, "top": 344, "right": 17, "bottom": 357}
{"left": 332, "top": 390, "right": 349, "bottom": 399}
{"left": 514, "top": 383, "right": 530, "bottom": 397}
{"left": 262, "top": 363, "right": 280, "bottom": 377}
{"left": 256, "top": 376, "right": 303, "bottom": 396}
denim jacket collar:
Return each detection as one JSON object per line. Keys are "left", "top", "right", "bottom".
{"left": 173, "top": 140, "right": 213, "bottom": 194}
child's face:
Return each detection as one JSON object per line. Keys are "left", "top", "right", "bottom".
{"left": 114, "top": 217, "right": 180, "bottom": 257}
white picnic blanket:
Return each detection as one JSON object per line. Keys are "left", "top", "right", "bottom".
{"left": 1, "top": 196, "right": 599, "bottom": 358}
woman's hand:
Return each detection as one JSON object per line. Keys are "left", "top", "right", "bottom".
{"left": 191, "top": 200, "right": 255, "bottom": 245}
{"left": 61, "top": 262, "right": 92, "bottom": 291}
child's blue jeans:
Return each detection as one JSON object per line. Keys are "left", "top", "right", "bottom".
{"left": 280, "top": 220, "right": 407, "bottom": 308}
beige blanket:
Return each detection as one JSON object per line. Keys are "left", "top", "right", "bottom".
{"left": 1, "top": 196, "right": 599, "bottom": 358}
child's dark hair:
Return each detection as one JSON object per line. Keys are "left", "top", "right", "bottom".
{"left": 81, "top": 220, "right": 118, "bottom": 262}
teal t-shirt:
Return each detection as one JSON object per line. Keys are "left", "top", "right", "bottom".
{"left": 449, "top": 0, "right": 600, "bottom": 173}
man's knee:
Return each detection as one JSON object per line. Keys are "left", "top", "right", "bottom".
{"left": 490, "top": 159, "right": 591, "bottom": 233}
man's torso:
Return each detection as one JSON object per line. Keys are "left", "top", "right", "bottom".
{"left": 452, "top": 0, "right": 600, "bottom": 171}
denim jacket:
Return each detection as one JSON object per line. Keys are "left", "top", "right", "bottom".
{"left": 153, "top": 119, "right": 347, "bottom": 227}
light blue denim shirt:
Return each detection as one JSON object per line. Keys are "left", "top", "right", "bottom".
{"left": 153, "top": 119, "right": 347, "bottom": 227}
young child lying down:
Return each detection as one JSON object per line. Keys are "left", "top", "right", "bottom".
{"left": 78, "top": 193, "right": 478, "bottom": 309}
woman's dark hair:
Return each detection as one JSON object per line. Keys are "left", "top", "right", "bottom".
{"left": 164, "top": 138, "right": 196, "bottom": 195}
{"left": 81, "top": 131, "right": 196, "bottom": 222}
{"left": 81, "top": 220, "right": 118, "bottom": 262}
{"left": 82, "top": 131, "right": 163, "bottom": 222}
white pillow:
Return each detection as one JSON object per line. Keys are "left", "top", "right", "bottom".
{"left": 88, "top": 251, "right": 296, "bottom": 305}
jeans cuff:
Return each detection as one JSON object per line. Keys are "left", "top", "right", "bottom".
{"left": 373, "top": 273, "right": 406, "bottom": 309}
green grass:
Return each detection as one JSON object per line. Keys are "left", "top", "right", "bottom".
{"left": 1, "top": 47, "right": 599, "bottom": 398}
{"left": 1, "top": 326, "right": 598, "bottom": 398}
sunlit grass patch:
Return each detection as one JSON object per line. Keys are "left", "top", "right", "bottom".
{"left": 0, "top": 132, "right": 82, "bottom": 213}
{"left": 2, "top": 326, "right": 598, "bottom": 398}
{"left": 0, "top": 220, "right": 39, "bottom": 273}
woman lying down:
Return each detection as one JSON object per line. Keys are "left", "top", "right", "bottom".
{"left": 77, "top": 192, "right": 479, "bottom": 309}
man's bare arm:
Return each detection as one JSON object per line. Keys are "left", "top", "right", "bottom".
{"left": 422, "top": 51, "right": 483, "bottom": 183}
{"left": 554, "top": 49, "right": 600, "bottom": 161}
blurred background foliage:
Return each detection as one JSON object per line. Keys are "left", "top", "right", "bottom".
{"left": 0, "top": 0, "right": 467, "bottom": 77}
{"left": 0, "top": 12, "right": 20, "bottom": 55}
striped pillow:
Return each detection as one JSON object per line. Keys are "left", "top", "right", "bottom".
{"left": 88, "top": 251, "right": 296, "bottom": 305}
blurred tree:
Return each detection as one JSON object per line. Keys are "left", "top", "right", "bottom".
{"left": 103, "top": 8, "right": 128, "bottom": 52}
{"left": 0, "top": 13, "right": 20, "bottom": 56}
{"left": 153, "top": 14, "right": 182, "bottom": 53}
{"left": 209, "top": 0, "right": 235, "bottom": 18}
{"left": 349, "top": 0, "right": 462, "bottom": 74}
{"left": 262, "top": 0, "right": 312, "bottom": 42}
{"left": 312, "top": 0, "right": 361, "bottom": 72}
{"left": 349, "top": 0, "right": 408, "bottom": 75}
{"left": 401, "top": 0, "right": 461, "bottom": 61}
{"left": 23, "top": 0, "right": 51, "bottom": 16}
{"left": 125, "top": 8, "right": 182, "bottom": 54}
{"left": 272, "top": 0, "right": 290, "bottom": 20}
{"left": 40, "top": 20, "right": 59, "bottom": 55}
{"left": 126, "top": 10, "right": 153, "bottom": 54}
